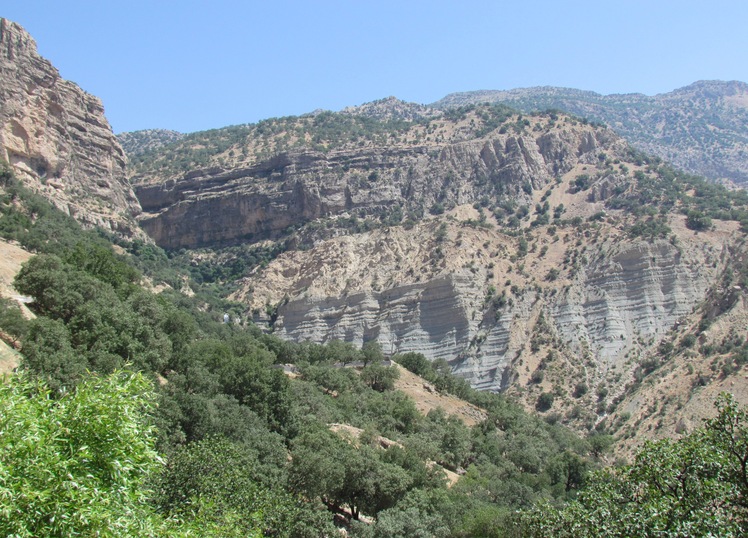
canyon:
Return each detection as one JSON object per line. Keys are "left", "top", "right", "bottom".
{"left": 2, "top": 17, "right": 748, "bottom": 441}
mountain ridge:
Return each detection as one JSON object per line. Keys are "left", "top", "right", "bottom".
{"left": 431, "top": 80, "right": 748, "bottom": 185}
{"left": 120, "top": 79, "right": 748, "bottom": 187}
{"left": 4, "top": 18, "right": 748, "bottom": 443}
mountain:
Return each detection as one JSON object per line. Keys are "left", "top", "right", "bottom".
{"left": 0, "top": 18, "right": 142, "bottom": 236}
{"left": 5, "top": 18, "right": 748, "bottom": 535}
{"left": 3, "top": 16, "right": 748, "bottom": 440}
{"left": 432, "top": 80, "right": 748, "bottom": 185}
{"left": 127, "top": 102, "right": 748, "bottom": 436}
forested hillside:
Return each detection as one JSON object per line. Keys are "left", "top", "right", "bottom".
{"left": 3, "top": 149, "right": 748, "bottom": 535}
{"left": 0, "top": 161, "right": 598, "bottom": 535}
{"left": 0, "top": 152, "right": 745, "bottom": 536}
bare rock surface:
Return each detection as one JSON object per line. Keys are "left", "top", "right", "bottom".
{"left": 135, "top": 120, "right": 619, "bottom": 249}
{"left": 0, "top": 19, "right": 142, "bottom": 236}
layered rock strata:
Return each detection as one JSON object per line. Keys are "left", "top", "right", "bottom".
{"left": 0, "top": 19, "right": 141, "bottom": 235}
{"left": 136, "top": 125, "right": 621, "bottom": 249}
{"left": 236, "top": 203, "right": 731, "bottom": 393}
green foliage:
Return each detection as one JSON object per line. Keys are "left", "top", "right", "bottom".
{"left": 572, "top": 174, "right": 591, "bottom": 192}
{"left": 290, "top": 428, "right": 414, "bottom": 521}
{"left": 685, "top": 209, "right": 712, "bottom": 231}
{"left": 395, "top": 352, "right": 434, "bottom": 380}
{"left": 0, "top": 167, "right": 116, "bottom": 257}
{"left": 627, "top": 216, "right": 672, "bottom": 240}
{"left": 351, "top": 489, "right": 452, "bottom": 537}
{"left": 0, "top": 297, "right": 28, "bottom": 344}
{"left": 536, "top": 392, "right": 555, "bottom": 411}
{"left": 0, "top": 371, "right": 164, "bottom": 537}
{"left": 155, "top": 436, "right": 301, "bottom": 537}
{"left": 21, "top": 316, "right": 84, "bottom": 392}
{"left": 63, "top": 241, "right": 141, "bottom": 296}
{"left": 15, "top": 254, "right": 179, "bottom": 381}
{"left": 607, "top": 161, "right": 748, "bottom": 227}
{"left": 360, "top": 363, "right": 399, "bottom": 392}
{"left": 520, "top": 393, "right": 748, "bottom": 537}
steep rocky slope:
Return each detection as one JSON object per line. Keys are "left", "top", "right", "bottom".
{"left": 128, "top": 100, "right": 748, "bottom": 429}
{"left": 233, "top": 174, "right": 742, "bottom": 427}
{"left": 0, "top": 19, "right": 141, "bottom": 236}
{"left": 598, "top": 238, "right": 748, "bottom": 455}
{"left": 432, "top": 81, "right": 748, "bottom": 185}
{"left": 132, "top": 108, "right": 621, "bottom": 249}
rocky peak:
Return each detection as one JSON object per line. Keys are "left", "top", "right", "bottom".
{"left": 0, "top": 18, "right": 142, "bottom": 237}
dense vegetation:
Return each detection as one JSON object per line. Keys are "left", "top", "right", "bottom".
{"left": 2, "top": 160, "right": 748, "bottom": 536}
{"left": 1, "top": 162, "right": 591, "bottom": 535}
{"left": 520, "top": 393, "right": 748, "bottom": 537}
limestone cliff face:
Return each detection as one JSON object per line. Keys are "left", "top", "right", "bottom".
{"left": 136, "top": 124, "right": 621, "bottom": 249}
{"left": 0, "top": 19, "right": 141, "bottom": 235}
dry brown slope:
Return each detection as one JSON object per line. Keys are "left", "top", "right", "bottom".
{"left": 0, "top": 237, "right": 33, "bottom": 374}
{"left": 392, "top": 364, "right": 487, "bottom": 427}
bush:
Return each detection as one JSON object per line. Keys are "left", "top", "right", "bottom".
{"left": 536, "top": 392, "right": 555, "bottom": 412}
{"left": 573, "top": 383, "right": 588, "bottom": 398}
{"left": 686, "top": 210, "right": 712, "bottom": 231}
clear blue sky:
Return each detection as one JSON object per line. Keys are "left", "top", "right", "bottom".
{"left": 5, "top": 1, "right": 747, "bottom": 134}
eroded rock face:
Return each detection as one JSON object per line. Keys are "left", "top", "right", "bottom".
{"left": 0, "top": 19, "right": 141, "bottom": 236}
{"left": 226, "top": 173, "right": 730, "bottom": 395}
{"left": 136, "top": 125, "right": 621, "bottom": 249}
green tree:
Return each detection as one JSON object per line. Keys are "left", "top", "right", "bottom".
{"left": 360, "top": 363, "right": 399, "bottom": 392}
{"left": 0, "top": 371, "right": 164, "bottom": 537}
{"left": 536, "top": 391, "right": 555, "bottom": 412}
{"left": 0, "top": 296, "right": 28, "bottom": 345}
{"left": 290, "top": 428, "right": 348, "bottom": 508}
{"left": 14, "top": 254, "right": 117, "bottom": 323}
{"left": 521, "top": 393, "right": 748, "bottom": 537}
{"left": 155, "top": 436, "right": 293, "bottom": 536}
{"left": 21, "top": 316, "right": 86, "bottom": 393}
{"left": 686, "top": 209, "right": 712, "bottom": 231}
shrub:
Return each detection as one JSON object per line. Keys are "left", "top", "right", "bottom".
{"left": 536, "top": 392, "right": 555, "bottom": 412}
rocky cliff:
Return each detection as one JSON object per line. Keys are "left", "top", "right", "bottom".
{"left": 233, "top": 176, "right": 737, "bottom": 411}
{"left": 134, "top": 111, "right": 621, "bottom": 249}
{"left": 0, "top": 19, "right": 141, "bottom": 236}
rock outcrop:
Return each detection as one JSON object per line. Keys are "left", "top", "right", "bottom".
{"left": 236, "top": 208, "right": 732, "bottom": 396}
{"left": 135, "top": 122, "right": 621, "bottom": 249}
{"left": 0, "top": 19, "right": 141, "bottom": 236}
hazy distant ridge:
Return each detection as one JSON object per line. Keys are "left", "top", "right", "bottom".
{"left": 431, "top": 80, "right": 748, "bottom": 184}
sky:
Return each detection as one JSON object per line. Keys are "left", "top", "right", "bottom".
{"left": 4, "top": 1, "right": 747, "bottom": 134}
